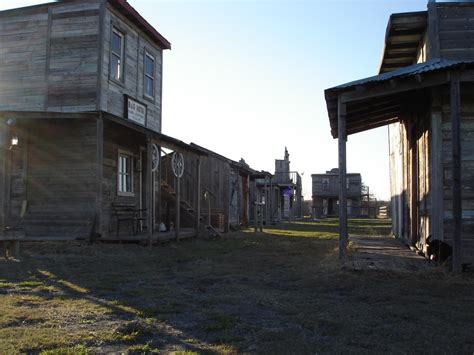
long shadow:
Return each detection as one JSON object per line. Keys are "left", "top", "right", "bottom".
{"left": 1, "top": 222, "right": 473, "bottom": 353}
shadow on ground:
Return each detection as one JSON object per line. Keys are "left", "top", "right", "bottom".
{"left": 0, "top": 219, "right": 473, "bottom": 353}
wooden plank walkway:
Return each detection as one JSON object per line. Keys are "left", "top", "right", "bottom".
{"left": 100, "top": 228, "right": 196, "bottom": 244}
{"left": 349, "top": 235, "right": 428, "bottom": 271}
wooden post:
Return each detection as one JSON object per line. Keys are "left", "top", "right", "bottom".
{"left": 451, "top": 72, "right": 462, "bottom": 273}
{"left": 175, "top": 175, "right": 180, "bottom": 241}
{"left": 157, "top": 145, "right": 162, "bottom": 230}
{"left": 338, "top": 98, "right": 348, "bottom": 261}
{"left": 195, "top": 156, "right": 201, "bottom": 237}
{"left": 96, "top": 114, "right": 104, "bottom": 237}
{"left": 430, "top": 89, "right": 444, "bottom": 242}
{"left": 409, "top": 118, "right": 418, "bottom": 247}
{"left": 0, "top": 118, "right": 6, "bottom": 238}
{"left": 146, "top": 136, "right": 153, "bottom": 247}
{"left": 254, "top": 202, "right": 258, "bottom": 233}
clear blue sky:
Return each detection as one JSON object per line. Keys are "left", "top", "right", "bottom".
{"left": 1, "top": 0, "right": 428, "bottom": 200}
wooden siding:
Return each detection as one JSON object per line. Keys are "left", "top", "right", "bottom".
{"left": 441, "top": 83, "right": 474, "bottom": 263}
{"left": 312, "top": 173, "right": 361, "bottom": 198}
{"left": 102, "top": 120, "right": 150, "bottom": 236}
{"left": 47, "top": 1, "right": 101, "bottom": 111}
{"left": 437, "top": 4, "right": 474, "bottom": 61}
{"left": 0, "top": 7, "right": 49, "bottom": 111}
{"left": 100, "top": 4, "right": 163, "bottom": 133}
{"left": 12, "top": 117, "right": 98, "bottom": 238}
{"left": 0, "top": 0, "right": 164, "bottom": 124}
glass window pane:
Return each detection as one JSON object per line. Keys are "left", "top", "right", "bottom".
{"left": 112, "top": 32, "right": 122, "bottom": 54}
{"left": 145, "top": 77, "right": 154, "bottom": 97}
{"left": 145, "top": 55, "right": 154, "bottom": 76}
{"left": 111, "top": 55, "right": 121, "bottom": 80}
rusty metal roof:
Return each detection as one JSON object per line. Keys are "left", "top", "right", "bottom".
{"left": 326, "top": 58, "right": 470, "bottom": 94}
{"left": 324, "top": 58, "right": 474, "bottom": 138}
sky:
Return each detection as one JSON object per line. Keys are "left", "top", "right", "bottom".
{"left": 0, "top": 0, "right": 429, "bottom": 200}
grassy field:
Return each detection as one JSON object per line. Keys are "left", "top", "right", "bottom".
{"left": 0, "top": 218, "right": 473, "bottom": 354}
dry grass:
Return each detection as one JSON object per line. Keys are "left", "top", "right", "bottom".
{"left": 0, "top": 218, "right": 473, "bottom": 353}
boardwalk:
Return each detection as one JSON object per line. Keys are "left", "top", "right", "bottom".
{"left": 349, "top": 235, "right": 428, "bottom": 271}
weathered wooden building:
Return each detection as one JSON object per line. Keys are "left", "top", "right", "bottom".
{"left": 324, "top": 1, "right": 474, "bottom": 270}
{"left": 270, "top": 148, "right": 303, "bottom": 221}
{"left": 0, "top": 0, "right": 207, "bottom": 241}
{"left": 162, "top": 143, "right": 254, "bottom": 233}
{"left": 312, "top": 168, "right": 362, "bottom": 218}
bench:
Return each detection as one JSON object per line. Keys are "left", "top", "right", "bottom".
{"left": 111, "top": 203, "right": 147, "bottom": 236}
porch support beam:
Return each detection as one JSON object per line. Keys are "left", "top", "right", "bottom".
{"left": 338, "top": 97, "right": 348, "bottom": 261}
{"left": 195, "top": 156, "right": 201, "bottom": 237}
{"left": 95, "top": 114, "right": 104, "bottom": 237}
{"left": 450, "top": 71, "right": 462, "bottom": 273}
{"left": 146, "top": 135, "right": 153, "bottom": 247}
{"left": 0, "top": 118, "right": 7, "bottom": 237}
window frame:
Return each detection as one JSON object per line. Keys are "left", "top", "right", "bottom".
{"left": 143, "top": 49, "right": 156, "bottom": 101}
{"left": 117, "top": 149, "right": 134, "bottom": 197}
{"left": 110, "top": 27, "right": 125, "bottom": 83}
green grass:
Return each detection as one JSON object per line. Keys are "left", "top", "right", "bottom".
{"left": 0, "top": 218, "right": 472, "bottom": 353}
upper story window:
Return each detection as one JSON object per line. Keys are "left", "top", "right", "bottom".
{"left": 322, "top": 178, "right": 329, "bottom": 190}
{"left": 111, "top": 28, "right": 124, "bottom": 82}
{"left": 144, "top": 52, "right": 155, "bottom": 98}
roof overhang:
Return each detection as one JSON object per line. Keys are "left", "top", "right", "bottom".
{"left": 108, "top": 0, "right": 171, "bottom": 50}
{"left": 325, "top": 59, "right": 474, "bottom": 138}
{"left": 103, "top": 112, "right": 206, "bottom": 155}
{"left": 378, "top": 11, "right": 427, "bottom": 74}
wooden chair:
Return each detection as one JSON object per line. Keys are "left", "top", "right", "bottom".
{"left": 111, "top": 203, "right": 144, "bottom": 236}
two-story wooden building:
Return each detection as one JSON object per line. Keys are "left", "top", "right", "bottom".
{"left": 324, "top": 1, "right": 474, "bottom": 270}
{"left": 311, "top": 168, "right": 362, "bottom": 218}
{"left": 0, "top": 0, "right": 205, "bottom": 241}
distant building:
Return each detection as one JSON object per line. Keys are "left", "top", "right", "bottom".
{"left": 311, "top": 169, "right": 361, "bottom": 218}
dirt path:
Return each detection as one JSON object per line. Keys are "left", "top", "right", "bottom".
{"left": 0, "top": 219, "right": 473, "bottom": 353}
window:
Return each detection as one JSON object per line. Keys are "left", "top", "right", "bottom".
{"left": 118, "top": 151, "right": 133, "bottom": 195}
{"left": 322, "top": 178, "right": 329, "bottom": 190}
{"left": 346, "top": 178, "right": 351, "bottom": 189}
{"left": 144, "top": 52, "right": 155, "bottom": 98}
{"left": 111, "top": 28, "right": 124, "bottom": 81}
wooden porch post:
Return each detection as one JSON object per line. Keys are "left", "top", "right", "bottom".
{"left": 409, "top": 117, "right": 418, "bottom": 247}
{"left": 175, "top": 172, "right": 181, "bottom": 241}
{"left": 96, "top": 114, "right": 104, "bottom": 237}
{"left": 195, "top": 156, "right": 201, "bottom": 237}
{"left": 0, "top": 118, "right": 7, "bottom": 237}
{"left": 338, "top": 98, "right": 348, "bottom": 261}
{"left": 450, "top": 71, "right": 462, "bottom": 273}
{"left": 146, "top": 135, "right": 153, "bottom": 247}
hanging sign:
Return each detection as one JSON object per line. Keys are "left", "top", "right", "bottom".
{"left": 151, "top": 144, "right": 160, "bottom": 172}
{"left": 171, "top": 152, "right": 184, "bottom": 178}
{"left": 125, "top": 96, "right": 147, "bottom": 126}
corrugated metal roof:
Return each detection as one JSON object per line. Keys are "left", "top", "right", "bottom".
{"left": 326, "top": 59, "right": 472, "bottom": 95}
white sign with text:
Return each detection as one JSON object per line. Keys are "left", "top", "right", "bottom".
{"left": 127, "top": 97, "right": 147, "bottom": 126}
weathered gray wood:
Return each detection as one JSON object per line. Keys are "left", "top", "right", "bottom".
{"left": 409, "top": 117, "right": 418, "bottom": 247}
{"left": 338, "top": 98, "right": 347, "bottom": 261}
{"left": 195, "top": 156, "right": 201, "bottom": 237}
{"left": 146, "top": 135, "right": 153, "bottom": 247}
{"left": 427, "top": 2, "right": 440, "bottom": 59}
{"left": 175, "top": 175, "right": 180, "bottom": 241}
{"left": 96, "top": 114, "right": 104, "bottom": 236}
{"left": 450, "top": 71, "right": 462, "bottom": 273}
{"left": 430, "top": 89, "right": 444, "bottom": 242}
{"left": 0, "top": 119, "right": 6, "bottom": 238}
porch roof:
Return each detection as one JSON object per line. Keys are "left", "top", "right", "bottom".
{"left": 103, "top": 112, "right": 206, "bottom": 156}
{"left": 324, "top": 58, "right": 474, "bottom": 138}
